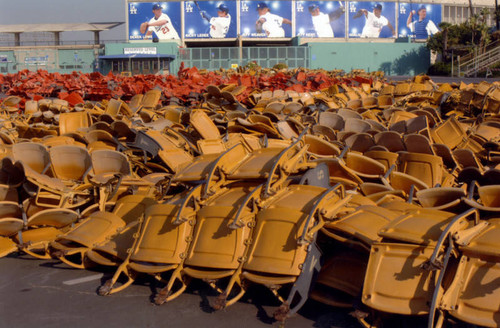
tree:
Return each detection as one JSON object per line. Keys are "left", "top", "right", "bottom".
{"left": 427, "top": 9, "right": 492, "bottom": 58}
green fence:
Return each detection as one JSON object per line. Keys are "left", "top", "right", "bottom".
{"left": 177, "top": 46, "right": 309, "bottom": 70}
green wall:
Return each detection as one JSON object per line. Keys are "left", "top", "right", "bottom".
{"left": 0, "top": 51, "right": 16, "bottom": 74}
{"left": 0, "top": 48, "right": 97, "bottom": 74}
{"left": 103, "top": 41, "right": 429, "bottom": 76}
{"left": 307, "top": 41, "right": 430, "bottom": 76}
{"left": 57, "top": 49, "right": 97, "bottom": 73}
{"left": 1, "top": 41, "right": 430, "bottom": 76}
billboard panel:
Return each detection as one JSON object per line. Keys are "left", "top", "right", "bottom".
{"left": 240, "top": 1, "right": 292, "bottom": 38}
{"left": 128, "top": 2, "right": 181, "bottom": 41}
{"left": 348, "top": 2, "right": 396, "bottom": 38}
{"left": 25, "top": 56, "right": 49, "bottom": 66}
{"left": 295, "top": 1, "right": 346, "bottom": 38}
{"left": 399, "top": 3, "right": 441, "bottom": 39}
{"left": 184, "top": 1, "right": 237, "bottom": 39}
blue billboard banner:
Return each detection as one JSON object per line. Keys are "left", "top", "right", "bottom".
{"left": 348, "top": 1, "right": 396, "bottom": 38}
{"left": 184, "top": 1, "right": 237, "bottom": 39}
{"left": 399, "top": 3, "right": 441, "bottom": 39}
{"left": 295, "top": 1, "right": 346, "bottom": 38}
{"left": 240, "top": 1, "right": 292, "bottom": 38}
{"left": 128, "top": 2, "right": 181, "bottom": 41}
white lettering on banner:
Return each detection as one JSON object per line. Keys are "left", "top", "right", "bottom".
{"left": 241, "top": 2, "right": 249, "bottom": 12}
{"left": 124, "top": 47, "right": 157, "bottom": 55}
{"left": 130, "top": 4, "right": 137, "bottom": 14}
{"left": 400, "top": 6, "right": 406, "bottom": 14}
{"left": 298, "top": 32, "right": 316, "bottom": 37}
{"left": 350, "top": 3, "right": 357, "bottom": 12}
{"left": 24, "top": 55, "right": 48, "bottom": 65}
{"left": 185, "top": 3, "right": 193, "bottom": 13}
{"left": 296, "top": 2, "right": 304, "bottom": 12}
{"left": 186, "top": 33, "right": 210, "bottom": 38}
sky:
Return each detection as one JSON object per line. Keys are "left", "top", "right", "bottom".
{"left": 0, "top": 0, "right": 126, "bottom": 42}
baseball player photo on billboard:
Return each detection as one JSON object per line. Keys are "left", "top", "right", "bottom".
{"left": 295, "top": 1, "right": 346, "bottom": 38}
{"left": 240, "top": 1, "right": 292, "bottom": 38}
{"left": 348, "top": 2, "right": 396, "bottom": 38}
{"left": 398, "top": 3, "right": 441, "bottom": 39}
{"left": 184, "top": 1, "right": 236, "bottom": 39}
{"left": 128, "top": 2, "right": 181, "bottom": 41}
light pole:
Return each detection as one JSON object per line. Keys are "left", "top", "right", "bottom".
{"left": 496, "top": 0, "right": 499, "bottom": 30}
{"left": 451, "top": 49, "right": 454, "bottom": 77}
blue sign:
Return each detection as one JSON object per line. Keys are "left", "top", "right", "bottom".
{"left": 128, "top": 2, "right": 181, "bottom": 41}
{"left": 184, "top": 1, "right": 237, "bottom": 39}
{"left": 348, "top": 1, "right": 396, "bottom": 38}
{"left": 295, "top": 1, "right": 345, "bottom": 38}
{"left": 399, "top": 3, "right": 441, "bottom": 39}
{"left": 240, "top": 1, "right": 292, "bottom": 38}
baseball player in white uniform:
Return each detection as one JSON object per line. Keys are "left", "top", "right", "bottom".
{"left": 358, "top": 3, "right": 395, "bottom": 38}
{"left": 256, "top": 2, "right": 291, "bottom": 38}
{"left": 407, "top": 6, "right": 439, "bottom": 39}
{"left": 144, "top": 3, "right": 180, "bottom": 40}
{"left": 201, "top": 4, "right": 231, "bottom": 38}
{"left": 308, "top": 3, "right": 345, "bottom": 38}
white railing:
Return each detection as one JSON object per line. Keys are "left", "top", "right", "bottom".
{"left": 457, "top": 45, "right": 500, "bottom": 77}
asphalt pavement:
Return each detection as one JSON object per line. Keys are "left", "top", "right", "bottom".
{"left": 388, "top": 75, "right": 497, "bottom": 84}
{"left": 0, "top": 253, "right": 361, "bottom": 328}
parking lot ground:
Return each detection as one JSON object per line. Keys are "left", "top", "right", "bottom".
{"left": 0, "top": 253, "right": 363, "bottom": 328}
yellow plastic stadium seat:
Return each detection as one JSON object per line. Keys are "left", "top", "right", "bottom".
{"left": 98, "top": 189, "right": 200, "bottom": 297}
{"left": 309, "top": 251, "right": 368, "bottom": 308}
{"left": 240, "top": 183, "right": 350, "bottom": 320}
{"left": 322, "top": 205, "right": 400, "bottom": 251}
{"left": 398, "top": 152, "right": 444, "bottom": 188}
{"left": 59, "top": 111, "right": 92, "bottom": 136}
{"left": 436, "top": 218, "right": 500, "bottom": 327}
{"left": 51, "top": 195, "right": 156, "bottom": 269}
{"left": 430, "top": 117, "right": 467, "bottom": 150}
{"left": 362, "top": 242, "right": 438, "bottom": 315}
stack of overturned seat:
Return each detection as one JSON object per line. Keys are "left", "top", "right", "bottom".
{"left": 0, "top": 72, "right": 499, "bottom": 327}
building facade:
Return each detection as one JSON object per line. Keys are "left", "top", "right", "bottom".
{"left": 0, "top": 0, "right": 496, "bottom": 76}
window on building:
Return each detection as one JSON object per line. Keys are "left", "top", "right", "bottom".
{"left": 444, "top": 6, "right": 451, "bottom": 22}
{"left": 442, "top": 5, "right": 495, "bottom": 25}
{"left": 122, "top": 60, "right": 129, "bottom": 71}
{"left": 462, "top": 7, "right": 467, "bottom": 22}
